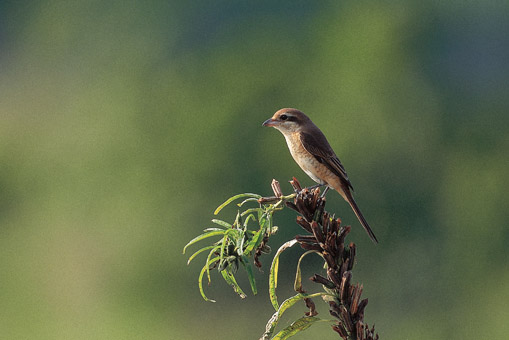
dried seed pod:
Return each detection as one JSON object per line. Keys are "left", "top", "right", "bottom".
{"left": 323, "top": 251, "right": 336, "bottom": 269}
{"left": 340, "top": 271, "right": 352, "bottom": 303}
{"left": 295, "top": 196, "right": 313, "bottom": 221}
{"left": 327, "top": 267, "right": 342, "bottom": 287}
{"left": 310, "top": 221, "right": 324, "bottom": 243}
{"left": 321, "top": 212, "right": 330, "bottom": 230}
{"left": 295, "top": 234, "right": 318, "bottom": 243}
{"left": 340, "top": 305, "right": 353, "bottom": 332}
{"left": 356, "top": 298, "right": 369, "bottom": 319}
{"left": 329, "top": 300, "right": 341, "bottom": 314}
{"left": 356, "top": 321, "right": 365, "bottom": 340}
{"left": 348, "top": 242, "right": 356, "bottom": 270}
{"left": 310, "top": 188, "right": 320, "bottom": 210}
{"left": 295, "top": 216, "right": 312, "bottom": 232}
{"left": 285, "top": 201, "right": 300, "bottom": 213}
{"left": 340, "top": 259, "right": 350, "bottom": 278}
{"left": 290, "top": 177, "right": 302, "bottom": 192}
{"left": 338, "top": 225, "right": 351, "bottom": 246}
{"left": 310, "top": 274, "right": 336, "bottom": 289}
{"left": 299, "top": 242, "right": 323, "bottom": 252}
{"left": 351, "top": 284, "right": 363, "bottom": 315}
{"left": 332, "top": 324, "right": 348, "bottom": 338}
{"left": 326, "top": 231, "right": 337, "bottom": 254}
{"left": 271, "top": 179, "right": 283, "bottom": 197}
{"left": 312, "top": 197, "right": 325, "bottom": 222}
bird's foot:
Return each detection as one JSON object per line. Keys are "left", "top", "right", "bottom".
{"left": 304, "top": 183, "right": 325, "bottom": 191}
{"left": 300, "top": 183, "right": 330, "bottom": 198}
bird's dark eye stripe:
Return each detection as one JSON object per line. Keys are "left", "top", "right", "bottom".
{"left": 280, "top": 114, "right": 296, "bottom": 121}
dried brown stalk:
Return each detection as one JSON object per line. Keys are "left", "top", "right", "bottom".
{"left": 268, "top": 178, "right": 379, "bottom": 340}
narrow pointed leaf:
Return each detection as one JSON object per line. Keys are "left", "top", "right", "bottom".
{"left": 205, "top": 246, "right": 220, "bottom": 283}
{"left": 221, "top": 268, "right": 247, "bottom": 298}
{"left": 238, "top": 233, "right": 246, "bottom": 256}
{"left": 211, "top": 219, "right": 232, "bottom": 228}
{"left": 220, "top": 232, "right": 229, "bottom": 262}
{"left": 259, "top": 211, "right": 269, "bottom": 230}
{"left": 238, "top": 197, "right": 260, "bottom": 207}
{"left": 183, "top": 230, "right": 225, "bottom": 254}
{"left": 198, "top": 257, "right": 220, "bottom": 302}
{"left": 243, "top": 213, "right": 256, "bottom": 227}
{"left": 234, "top": 210, "right": 242, "bottom": 228}
{"left": 241, "top": 207, "right": 261, "bottom": 217}
{"left": 271, "top": 316, "right": 326, "bottom": 340}
{"left": 261, "top": 293, "right": 331, "bottom": 340}
{"left": 294, "top": 250, "right": 318, "bottom": 292}
{"left": 269, "top": 239, "right": 298, "bottom": 310}
{"left": 244, "top": 229, "right": 264, "bottom": 254}
{"left": 225, "top": 228, "right": 243, "bottom": 241}
{"left": 241, "top": 255, "right": 257, "bottom": 295}
{"left": 261, "top": 311, "right": 279, "bottom": 340}
{"left": 187, "top": 245, "right": 219, "bottom": 265}
{"left": 279, "top": 292, "right": 326, "bottom": 316}
{"left": 203, "top": 227, "right": 224, "bottom": 232}
{"left": 214, "top": 193, "right": 261, "bottom": 215}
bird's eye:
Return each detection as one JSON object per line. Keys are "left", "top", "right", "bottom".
{"left": 280, "top": 114, "right": 288, "bottom": 121}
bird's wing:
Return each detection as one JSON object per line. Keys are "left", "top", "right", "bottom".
{"left": 299, "top": 131, "right": 354, "bottom": 190}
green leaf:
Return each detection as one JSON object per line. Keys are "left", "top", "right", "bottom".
{"left": 198, "top": 257, "right": 220, "bottom": 302}
{"left": 218, "top": 228, "right": 241, "bottom": 260}
{"left": 269, "top": 239, "right": 298, "bottom": 310}
{"left": 187, "top": 245, "right": 220, "bottom": 265}
{"left": 241, "top": 255, "right": 257, "bottom": 295}
{"left": 214, "top": 193, "right": 262, "bottom": 215}
{"left": 233, "top": 210, "right": 242, "bottom": 228}
{"left": 221, "top": 268, "right": 247, "bottom": 299}
{"left": 261, "top": 292, "right": 330, "bottom": 339}
{"left": 258, "top": 211, "right": 269, "bottom": 230}
{"left": 238, "top": 233, "right": 246, "bottom": 256}
{"left": 278, "top": 292, "right": 326, "bottom": 316}
{"left": 241, "top": 207, "right": 261, "bottom": 217}
{"left": 211, "top": 219, "right": 232, "bottom": 228}
{"left": 237, "top": 197, "right": 259, "bottom": 207}
{"left": 205, "top": 246, "right": 219, "bottom": 284}
{"left": 225, "top": 228, "right": 243, "bottom": 242}
{"left": 219, "top": 232, "right": 229, "bottom": 262}
{"left": 203, "top": 227, "right": 224, "bottom": 232}
{"left": 243, "top": 213, "right": 256, "bottom": 227}
{"left": 183, "top": 230, "right": 225, "bottom": 254}
{"left": 243, "top": 228, "right": 264, "bottom": 254}
{"left": 271, "top": 316, "right": 327, "bottom": 340}
{"left": 294, "top": 250, "right": 318, "bottom": 292}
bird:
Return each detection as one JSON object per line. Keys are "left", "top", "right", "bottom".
{"left": 262, "top": 108, "right": 378, "bottom": 243}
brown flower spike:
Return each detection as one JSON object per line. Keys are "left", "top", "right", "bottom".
{"left": 273, "top": 178, "right": 379, "bottom": 340}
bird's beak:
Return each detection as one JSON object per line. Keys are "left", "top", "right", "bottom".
{"left": 262, "top": 118, "right": 277, "bottom": 127}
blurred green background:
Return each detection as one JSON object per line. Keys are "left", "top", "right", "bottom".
{"left": 1, "top": 1, "right": 508, "bottom": 339}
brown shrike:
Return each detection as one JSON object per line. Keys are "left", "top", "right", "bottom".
{"left": 263, "top": 108, "right": 378, "bottom": 243}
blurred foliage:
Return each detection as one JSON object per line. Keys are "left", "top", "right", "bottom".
{"left": 0, "top": 1, "right": 508, "bottom": 339}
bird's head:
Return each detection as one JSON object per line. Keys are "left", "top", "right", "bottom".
{"left": 262, "top": 108, "right": 310, "bottom": 134}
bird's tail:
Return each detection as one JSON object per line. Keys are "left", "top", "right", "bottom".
{"left": 344, "top": 190, "right": 378, "bottom": 244}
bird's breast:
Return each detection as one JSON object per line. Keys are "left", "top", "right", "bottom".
{"left": 283, "top": 133, "right": 326, "bottom": 185}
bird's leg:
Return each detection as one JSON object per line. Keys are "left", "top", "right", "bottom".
{"left": 306, "top": 183, "right": 325, "bottom": 191}
{"left": 320, "top": 186, "right": 330, "bottom": 198}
